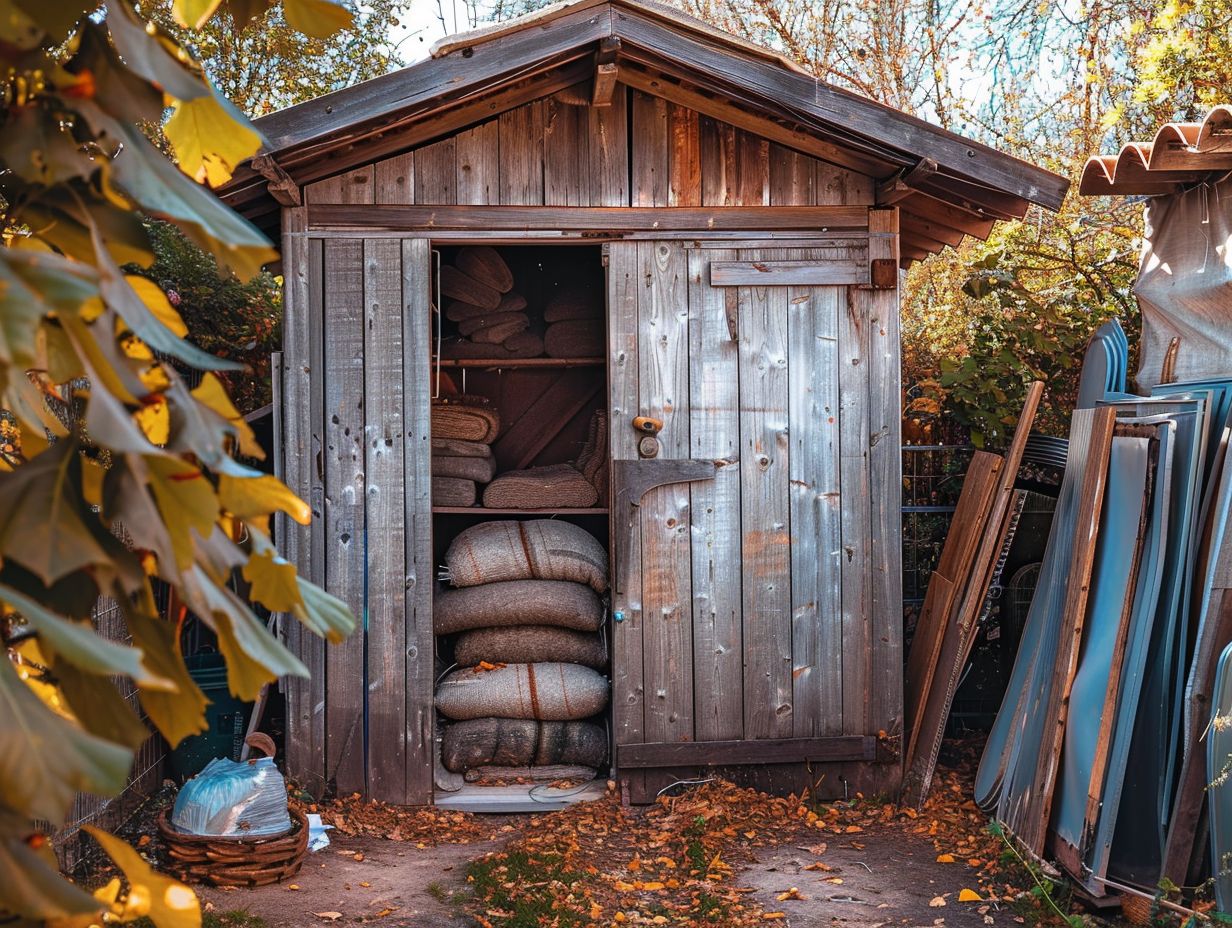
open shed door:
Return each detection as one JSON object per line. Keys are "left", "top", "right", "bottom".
{"left": 606, "top": 230, "right": 902, "bottom": 800}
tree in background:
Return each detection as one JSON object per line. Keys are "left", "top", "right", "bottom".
{"left": 0, "top": 0, "right": 355, "bottom": 921}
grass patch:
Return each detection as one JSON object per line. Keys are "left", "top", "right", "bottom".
{"left": 131, "top": 912, "right": 268, "bottom": 928}
{"left": 467, "top": 850, "right": 587, "bottom": 928}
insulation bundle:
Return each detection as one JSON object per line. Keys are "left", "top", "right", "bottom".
{"left": 545, "top": 319, "right": 605, "bottom": 358}
{"left": 440, "top": 332, "right": 544, "bottom": 360}
{"left": 444, "top": 520, "right": 609, "bottom": 592}
{"left": 439, "top": 264, "right": 501, "bottom": 309}
{"left": 441, "top": 718, "right": 607, "bottom": 773}
{"left": 431, "top": 438, "right": 491, "bottom": 459}
{"left": 446, "top": 292, "right": 527, "bottom": 322}
{"left": 544, "top": 290, "right": 602, "bottom": 323}
{"left": 482, "top": 463, "right": 598, "bottom": 509}
{"left": 432, "top": 477, "right": 477, "bottom": 507}
{"left": 455, "top": 625, "right": 607, "bottom": 669}
{"left": 463, "top": 765, "right": 597, "bottom": 783}
{"left": 431, "top": 397, "right": 500, "bottom": 443}
{"left": 435, "top": 662, "right": 610, "bottom": 721}
{"left": 433, "top": 455, "right": 497, "bottom": 483}
{"left": 433, "top": 579, "right": 605, "bottom": 634}
{"left": 574, "top": 409, "right": 609, "bottom": 502}
{"left": 456, "top": 247, "right": 514, "bottom": 293}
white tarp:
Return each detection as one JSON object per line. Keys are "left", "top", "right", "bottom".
{"left": 1136, "top": 177, "right": 1232, "bottom": 390}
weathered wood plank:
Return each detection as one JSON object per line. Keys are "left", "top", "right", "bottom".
{"left": 667, "top": 103, "right": 701, "bottom": 206}
{"left": 769, "top": 144, "right": 815, "bottom": 206}
{"left": 374, "top": 153, "right": 414, "bottom": 205}
{"left": 305, "top": 236, "right": 328, "bottom": 794}
{"left": 306, "top": 204, "right": 871, "bottom": 231}
{"left": 413, "top": 137, "right": 457, "bottom": 205}
{"left": 700, "top": 116, "right": 737, "bottom": 206}
{"left": 455, "top": 121, "right": 499, "bottom": 205}
{"left": 588, "top": 86, "right": 629, "bottom": 206}
{"left": 788, "top": 272, "right": 843, "bottom": 738}
{"left": 736, "top": 130, "right": 770, "bottom": 205}
{"left": 543, "top": 92, "right": 591, "bottom": 206}
{"left": 631, "top": 91, "right": 669, "bottom": 207}
{"left": 638, "top": 240, "right": 694, "bottom": 746}
{"left": 279, "top": 207, "right": 324, "bottom": 794}
{"left": 739, "top": 247, "right": 793, "bottom": 740}
{"left": 687, "top": 246, "right": 743, "bottom": 743}
{"left": 710, "top": 260, "right": 867, "bottom": 286}
{"left": 608, "top": 241, "right": 646, "bottom": 798}
{"left": 322, "top": 238, "right": 367, "bottom": 796}
{"left": 363, "top": 239, "right": 406, "bottom": 803}
{"left": 865, "top": 208, "right": 903, "bottom": 785}
{"left": 304, "top": 165, "right": 375, "bottom": 205}
{"left": 618, "top": 735, "right": 876, "bottom": 768}
{"left": 499, "top": 100, "right": 545, "bottom": 205}
{"left": 491, "top": 369, "right": 603, "bottom": 470}
{"left": 401, "top": 237, "right": 435, "bottom": 804}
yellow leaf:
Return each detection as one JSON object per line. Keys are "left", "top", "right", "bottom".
{"left": 85, "top": 827, "right": 200, "bottom": 928}
{"left": 243, "top": 550, "right": 302, "bottom": 612}
{"left": 283, "top": 0, "right": 354, "bottom": 38}
{"left": 164, "top": 95, "right": 260, "bottom": 189}
{"left": 936, "top": 853, "right": 955, "bottom": 863}
{"left": 126, "top": 277, "right": 188, "bottom": 338}
{"left": 172, "top": 0, "right": 223, "bottom": 28}
{"left": 192, "top": 373, "right": 263, "bottom": 460}
{"left": 219, "top": 473, "right": 311, "bottom": 526}
{"left": 145, "top": 456, "right": 220, "bottom": 569}
{"left": 958, "top": 889, "right": 983, "bottom": 902}
{"left": 136, "top": 399, "right": 170, "bottom": 446}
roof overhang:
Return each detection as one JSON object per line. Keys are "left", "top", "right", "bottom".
{"left": 1080, "top": 105, "right": 1232, "bottom": 197}
{"left": 221, "top": 0, "right": 1069, "bottom": 262}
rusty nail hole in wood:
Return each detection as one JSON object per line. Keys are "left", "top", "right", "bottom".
{"left": 461, "top": 47, "right": 474, "bottom": 58}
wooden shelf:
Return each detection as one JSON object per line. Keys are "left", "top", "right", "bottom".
{"left": 432, "top": 507, "right": 609, "bottom": 515}
{"left": 433, "top": 357, "right": 604, "bottom": 368}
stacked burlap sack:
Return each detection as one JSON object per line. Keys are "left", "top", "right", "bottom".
{"left": 543, "top": 289, "right": 604, "bottom": 359}
{"left": 439, "top": 248, "right": 546, "bottom": 360}
{"left": 482, "top": 409, "right": 608, "bottom": 509}
{"left": 435, "top": 520, "right": 610, "bottom": 782}
{"left": 431, "top": 396, "right": 500, "bottom": 506}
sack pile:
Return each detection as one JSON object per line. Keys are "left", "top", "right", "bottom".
{"left": 483, "top": 409, "right": 608, "bottom": 509}
{"left": 431, "top": 396, "right": 500, "bottom": 506}
{"left": 435, "top": 520, "right": 610, "bottom": 782}
{"left": 439, "top": 248, "right": 545, "bottom": 360}
{"left": 543, "top": 289, "right": 604, "bottom": 358}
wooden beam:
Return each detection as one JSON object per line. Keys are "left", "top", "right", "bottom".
{"left": 592, "top": 37, "right": 620, "bottom": 106}
{"left": 618, "top": 736, "right": 877, "bottom": 768}
{"left": 709, "top": 258, "right": 868, "bottom": 286}
{"left": 250, "top": 154, "right": 301, "bottom": 207}
{"left": 491, "top": 370, "right": 603, "bottom": 470}
{"left": 307, "top": 204, "right": 871, "bottom": 232}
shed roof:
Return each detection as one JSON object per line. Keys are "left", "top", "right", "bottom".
{"left": 1079, "top": 105, "right": 1232, "bottom": 196}
{"left": 222, "top": 0, "right": 1068, "bottom": 259}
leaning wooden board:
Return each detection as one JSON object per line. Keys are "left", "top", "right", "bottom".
{"left": 900, "top": 381, "right": 1044, "bottom": 808}
{"left": 903, "top": 451, "right": 1003, "bottom": 768}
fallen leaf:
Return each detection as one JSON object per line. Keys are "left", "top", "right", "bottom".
{"left": 776, "top": 887, "right": 805, "bottom": 902}
{"left": 823, "top": 876, "right": 844, "bottom": 884}
{"left": 314, "top": 913, "right": 342, "bottom": 921}
{"left": 359, "top": 882, "right": 371, "bottom": 888}
{"left": 353, "top": 852, "right": 365, "bottom": 862}
{"left": 929, "top": 896, "right": 947, "bottom": 907}
{"left": 762, "top": 914, "right": 786, "bottom": 921}
{"left": 936, "top": 853, "right": 955, "bottom": 863}
{"left": 803, "top": 862, "right": 832, "bottom": 872}
{"left": 958, "top": 889, "right": 983, "bottom": 902}
{"left": 288, "top": 884, "right": 301, "bottom": 891}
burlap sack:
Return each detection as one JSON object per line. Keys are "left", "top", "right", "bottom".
{"left": 457, "top": 246, "right": 514, "bottom": 293}
{"left": 458, "top": 311, "right": 531, "bottom": 338}
{"left": 482, "top": 464, "right": 598, "bottom": 509}
{"left": 439, "top": 331, "right": 543, "bottom": 360}
{"left": 573, "top": 409, "right": 608, "bottom": 500}
{"left": 433, "top": 477, "right": 476, "bottom": 506}
{"left": 444, "top": 520, "right": 608, "bottom": 591}
{"left": 470, "top": 319, "right": 530, "bottom": 345}
{"left": 441, "top": 718, "right": 607, "bottom": 772}
{"left": 446, "top": 292, "right": 528, "bottom": 322}
{"left": 545, "top": 320, "right": 605, "bottom": 358}
{"left": 463, "top": 765, "right": 598, "bottom": 782}
{"left": 432, "top": 399, "right": 500, "bottom": 443}
{"left": 433, "top": 455, "right": 497, "bottom": 483}
{"left": 435, "top": 662, "right": 609, "bottom": 721}
{"left": 439, "top": 265, "right": 500, "bottom": 309}
{"left": 544, "top": 290, "right": 602, "bottom": 323}
{"left": 432, "top": 438, "right": 491, "bottom": 459}
{"left": 454, "top": 626, "right": 607, "bottom": 669}
{"left": 433, "top": 579, "right": 604, "bottom": 634}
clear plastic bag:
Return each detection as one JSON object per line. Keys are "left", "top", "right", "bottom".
{"left": 170, "top": 756, "right": 291, "bottom": 837}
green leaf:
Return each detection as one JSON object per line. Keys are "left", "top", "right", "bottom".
{"left": 173, "top": 0, "right": 224, "bottom": 28}
{"left": 0, "top": 809, "right": 100, "bottom": 921}
{"left": 122, "top": 596, "right": 208, "bottom": 748}
{"left": 0, "top": 582, "right": 171, "bottom": 687}
{"left": 86, "top": 827, "right": 201, "bottom": 928}
{"left": 0, "top": 657, "right": 132, "bottom": 823}
{"left": 0, "top": 439, "right": 113, "bottom": 585}
{"left": 55, "top": 660, "right": 151, "bottom": 751}
{"left": 164, "top": 94, "right": 262, "bottom": 189}
{"left": 283, "top": 0, "right": 353, "bottom": 38}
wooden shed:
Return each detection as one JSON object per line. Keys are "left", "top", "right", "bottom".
{"left": 222, "top": 0, "right": 1067, "bottom": 808}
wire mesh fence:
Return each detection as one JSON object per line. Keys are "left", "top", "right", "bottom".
{"left": 901, "top": 444, "right": 974, "bottom": 608}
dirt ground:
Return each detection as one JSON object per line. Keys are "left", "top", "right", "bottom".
{"left": 201, "top": 817, "right": 1018, "bottom": 928}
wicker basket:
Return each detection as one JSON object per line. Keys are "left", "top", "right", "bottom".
{"left": 157, "top": 807, "right": 308, "bottom": 888}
